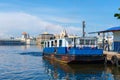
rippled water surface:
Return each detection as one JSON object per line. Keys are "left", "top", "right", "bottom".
{"left": 0, "top": 45, "right": 120, "bottom": 80}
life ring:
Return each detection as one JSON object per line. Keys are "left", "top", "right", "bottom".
{"left": 111, "top": 55, "right": 119, "bottom": 67}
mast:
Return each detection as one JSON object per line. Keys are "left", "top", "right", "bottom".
{"left": 82, "top": 21, "right": 85, "bottom": 37}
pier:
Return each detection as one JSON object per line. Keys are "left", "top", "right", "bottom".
{"left": 0, "top": 39, "right": 25, "bottom": 45}
{"left": 104, "top": 51, "right": 120, "bottom": 67}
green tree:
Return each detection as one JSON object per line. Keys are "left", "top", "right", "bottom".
{"left": 114, "top": 8, "right": 120, "bottom": 19}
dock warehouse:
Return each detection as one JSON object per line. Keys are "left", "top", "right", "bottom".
{"left": 89, "top": 26, "right": 120, "bottom": 52}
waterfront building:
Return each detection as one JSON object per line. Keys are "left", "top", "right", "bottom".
{"left": 21, "top": 32, "right": 36, "bottom": 45}
{"left": 54, "top": 30, "right": 68, "bottom": 39}
{"left": 54, "top": 30, "right": 78, "bottom": 39}
{"left": 59, "top": 30, "right": 68, "bottom": 38}
{"left": 25, "top": 38, "right": 36, "bottom": 45}
{"left": 21, "top": 32, "right": 29, "bottom": 41}
{"left": 0, "top": 39, "right": 25, "bottom": 45}
{"left": 36, "top": 32, "right": 54, "bottom": 46}
{"left": 36, "top": 30, "right": 78, "bottom": 46}
{"left": 90, "top": 26, "right": 120, "bottom": 52}
{"left": 97, "top": 34, "right": 113, "bottom": 49}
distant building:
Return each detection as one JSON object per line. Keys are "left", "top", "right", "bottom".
{"left": 21, "top": 32, "right": 29, "bottom": 41}
{"left": 21, "top": 32, "right": 36, "bottom": 45}
{"left": 60, "top": 30, "right": 68, "bottom": 38}
{"left": 54, "top": 30, "right": 69, "bottom": 39}
{"left": 25, "top": 38, "right": 36, "bottom": 45}
{"left": 0, "top": 39, "right": 25, "bottom": 45}
{"left": 36, "top": 32, "right": 54, "bottom": 46}
{"left": 36, "top": 30, "right": 78, "bottom": 46}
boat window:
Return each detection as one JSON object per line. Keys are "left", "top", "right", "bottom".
{"left": 59, "top": 40, "right": 62, "bottom": 47}
{"left": 85, "top": 39, "right": 90, "bottom": 45}
{"left": 48, "top": 42, "right": 49, "bottom": 47}
{"left": 51, "top": 41, "right": 53, "bottom": 47}
{"left": 68, "top": 40, "right": 72, "bottom": 44}
{"left": 72, "top": 38, "right": 74, "bottom": 41}
{"left": 80, "top": 39, "right": 84, "bottom": 45}
{"left": 91, "top": 40, "right": 95, "bottom": 45}
{"left": 45, "top": 42, "right": 46, "bottom": 47}
{"left": 54, "top": 40, "right": 57, "bottom": 46}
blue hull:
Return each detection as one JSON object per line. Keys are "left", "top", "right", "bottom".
{"left": 43, "top": 47, "right": 106, "bottom": 64}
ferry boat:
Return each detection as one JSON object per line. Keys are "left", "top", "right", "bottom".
{"left": 43, "top": 37, "right": 106, "bottom": 64}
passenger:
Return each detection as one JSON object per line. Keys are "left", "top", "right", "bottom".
{"left": 67, "top": 45, "right": 72, "bottom": 53}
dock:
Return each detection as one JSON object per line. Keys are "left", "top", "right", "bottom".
{"left": 104, "top": 51, "right": 120, "bottom": 67}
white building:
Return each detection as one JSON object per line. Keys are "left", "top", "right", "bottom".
{"left": 21, "top": 32, "right": 36, "bottom": 45}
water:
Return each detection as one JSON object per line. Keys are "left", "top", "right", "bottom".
{"left": 0, "top": 46, "right": 120, "bottom": 80}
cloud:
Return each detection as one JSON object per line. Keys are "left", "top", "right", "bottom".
{"left": 0, "top": 12, "right": 81, "bottom": 38}
{"left": 38, "top": 15, "right": 81, "bottom": 23}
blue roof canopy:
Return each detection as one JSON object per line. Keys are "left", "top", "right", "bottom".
{"left": 106, "top": 26, "right": 120, "bottom": 31}
{"left": 89, "top": 26, "right": 120, "bottom": 34}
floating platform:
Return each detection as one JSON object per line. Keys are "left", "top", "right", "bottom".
{"left": 104, "top": 51, "right": 120, "bottom": 67}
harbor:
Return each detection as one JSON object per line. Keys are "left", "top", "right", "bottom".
{"left": 0, "top": 0, "right": 120, "bottom": 80}
{"left": 0, "top": 45, "right": 120, "bottom": 80}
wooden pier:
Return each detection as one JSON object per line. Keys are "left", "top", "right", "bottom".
{"left": 104, "top": 51, "right": 120, "bottom": 67}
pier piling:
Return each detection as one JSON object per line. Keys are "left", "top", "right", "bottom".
{"left": 104, "top": 51, "right": 120, "bottom": 67}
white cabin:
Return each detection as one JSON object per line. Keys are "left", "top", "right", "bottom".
{"left": 44, "top": 37, "right": 98, "bottom": 48}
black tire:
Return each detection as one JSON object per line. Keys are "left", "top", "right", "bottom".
{"left": 111, "top": 55, "right": 119, "bottom": 66}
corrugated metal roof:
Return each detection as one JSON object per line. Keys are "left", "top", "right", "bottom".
{"left": 106, "top": 26, "right": 120, "bottom": 31}
{"left": 89, "top": 26, "right": 120, "bottom": 34}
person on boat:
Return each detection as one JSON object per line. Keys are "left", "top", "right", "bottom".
{"left": 67, "top": 44, "right": 72, "bottom": 53}
{"left": 54, "top": 41, "right": 57, "bottom": 53}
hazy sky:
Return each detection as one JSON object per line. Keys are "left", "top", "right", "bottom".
{"left": 0, "top": 0, "right": 120, "bottom": 38}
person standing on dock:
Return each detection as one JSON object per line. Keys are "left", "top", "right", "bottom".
{"left": 104, "top": 40, "right": 110, "bottom": 51}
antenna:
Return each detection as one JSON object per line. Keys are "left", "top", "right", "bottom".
{"left": 82, "top": 21, "right": 85, "bottom": 37}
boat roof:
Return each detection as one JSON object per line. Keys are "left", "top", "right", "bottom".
{"left": 89, "top": 26, "right": 120, "bottom": 34}
{"left": 45, "top": 37, "right": 97, "bottom": 42}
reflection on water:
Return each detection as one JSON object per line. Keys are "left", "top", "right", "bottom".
{"left": 43, "top": 58, "right": 120, "bottom": 80}
{"left": 0, "top": 45, "right": 120, "bottom": 80}
{"left": 0, "top": 45, "right": 42, "bottom": 54}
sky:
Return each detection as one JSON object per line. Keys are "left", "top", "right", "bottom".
{"left": 0, "top": 0, "right": 120, "bottom": 38}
